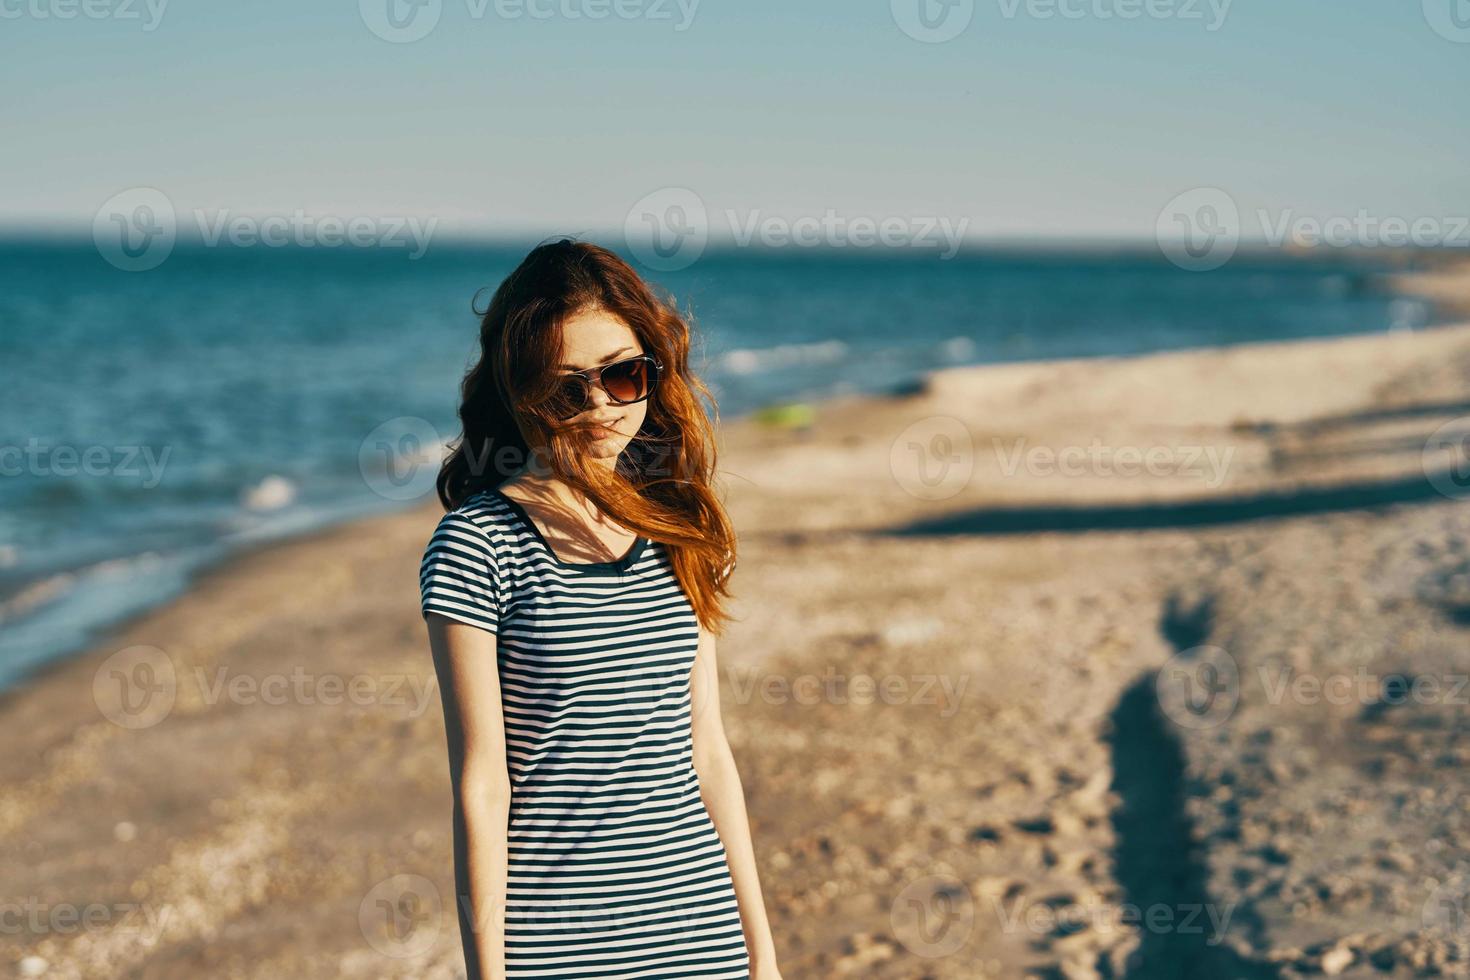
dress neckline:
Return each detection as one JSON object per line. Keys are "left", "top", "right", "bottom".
{"left": 489, "top": 488, "right": 649, "bottom": 574}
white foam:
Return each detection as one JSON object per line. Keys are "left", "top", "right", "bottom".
{"left": 241, "top": 474, "right": 297, "bottom": 512}
{"left": 719, "top": 340, "right": 847, "bottom": 375}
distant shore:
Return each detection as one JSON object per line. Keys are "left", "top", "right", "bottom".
{"left": 5, "top": 261, "right": 1470, "bottom": 976}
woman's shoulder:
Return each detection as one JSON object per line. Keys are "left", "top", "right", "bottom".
{"left": 426, "top": 489, "right": 518, "bottom": 553}
{"left": 447, "top": 487, "right": 515, "bottom": 523}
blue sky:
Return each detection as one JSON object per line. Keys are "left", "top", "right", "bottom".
{"left": 3, "top": 0, "right": 1467, "bottom": 242}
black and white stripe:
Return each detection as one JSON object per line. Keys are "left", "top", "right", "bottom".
{"left": 420, "top": 489, "right": 751, "bottom": 979}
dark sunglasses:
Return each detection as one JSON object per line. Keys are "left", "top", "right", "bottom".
{"left": 551, "top": 354, "right": 663, "bottom": 420}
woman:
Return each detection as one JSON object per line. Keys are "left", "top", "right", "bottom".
{"left": 419, "top": 239, "right": 782, "bottom": 979}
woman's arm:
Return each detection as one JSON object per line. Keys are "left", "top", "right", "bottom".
{"left": 689, "top": 626, "right": 783, "bottom": 978}
{"left": 426, "top": 614, "right": 512, "bottom": 980}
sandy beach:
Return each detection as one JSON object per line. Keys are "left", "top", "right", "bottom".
{"left": 6, "top": 286, "right": 1470, "bottom": 977}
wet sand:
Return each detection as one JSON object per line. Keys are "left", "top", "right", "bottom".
{"left": 6, "top": 304, "right": 1470, "bottom": 977}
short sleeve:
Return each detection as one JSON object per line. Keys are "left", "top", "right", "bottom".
{"left": 419, "top": 510, "right": 501, "bottom": 634}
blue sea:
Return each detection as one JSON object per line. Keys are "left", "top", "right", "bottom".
{"left": 0, "top": 239, "right": 1437, "bottom": 687}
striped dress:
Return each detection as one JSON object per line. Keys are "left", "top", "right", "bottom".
{"left": 419, "top": 488, "right": 751, "bottom": 979}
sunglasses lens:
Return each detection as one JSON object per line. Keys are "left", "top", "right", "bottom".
{"left": 602, "top": 359, "right": 651, "bottom": 403}
{"left": 549, "top": 359, "right": 657, "bottom": 419}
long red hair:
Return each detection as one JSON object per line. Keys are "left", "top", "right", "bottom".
{"left": 436, "top": 238, "right": 738, "bottom": 634}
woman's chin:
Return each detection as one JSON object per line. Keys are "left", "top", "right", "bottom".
{"left": 585, "top": 435, "right": 626, "bottom": 459}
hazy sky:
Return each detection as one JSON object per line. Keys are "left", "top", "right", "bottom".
{"left": 4, "top": 0, "right": 1467, "bottom": 243}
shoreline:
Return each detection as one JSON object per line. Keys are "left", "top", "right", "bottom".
{"left": 5, "top": 254, "right": 1463, "bottom": 695}
{"left": 6, "top": 274, "right": 1470, "bottom": 974}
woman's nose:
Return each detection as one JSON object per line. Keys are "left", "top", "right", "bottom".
{"left": 585, "top": 382, "right": 614, "bottom": 409}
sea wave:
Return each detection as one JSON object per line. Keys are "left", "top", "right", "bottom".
{"left": 717, "top": 340, "right": 848, "bottom": 375}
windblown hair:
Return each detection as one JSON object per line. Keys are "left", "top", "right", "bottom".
{"left": 436, "top": 238, "right": 738, "bottom": 634}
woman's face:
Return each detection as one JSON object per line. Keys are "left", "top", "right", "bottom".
{"left": 555, "top": 307, "right": 649, "bottom": 463}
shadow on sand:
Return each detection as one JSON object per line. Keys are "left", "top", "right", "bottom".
{"left": 1102, "top": 596, "right": 1278, "bottom": 978}
{"left": 884, "top": 469, "right": 1464, "bottom": 538}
